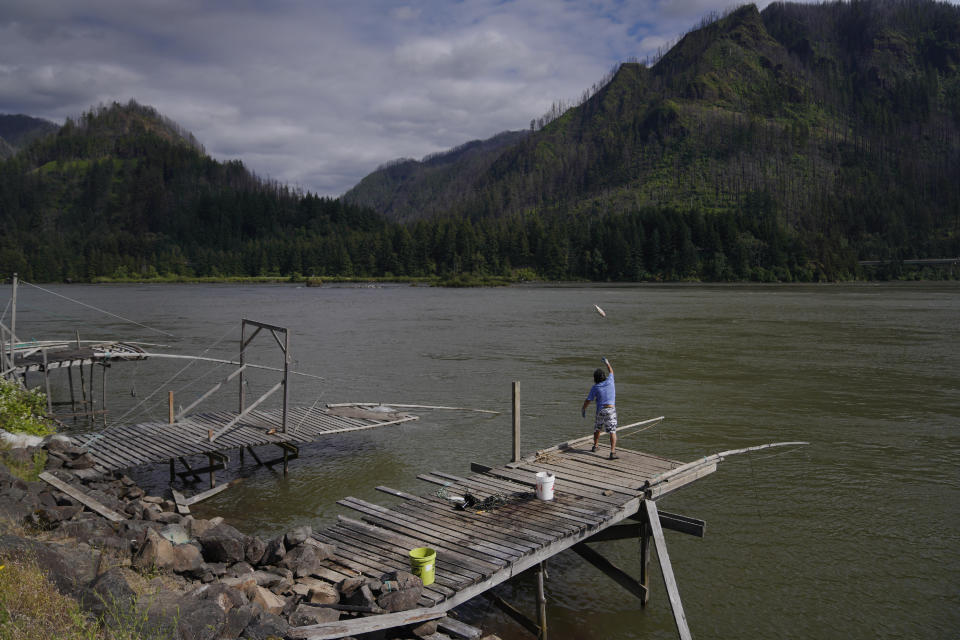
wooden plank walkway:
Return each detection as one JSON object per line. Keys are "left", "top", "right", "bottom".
{"left": 12, "top": 342, "right": 147, "bottom": 374}
{"left": 290, "top": 439, "right": 717, "bottom": 639}
{"left": 71, "top": 406, "right": 418, "bottom": 472}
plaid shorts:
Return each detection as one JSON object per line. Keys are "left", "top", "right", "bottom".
{"left": 594, "top": 406, "right": 618, "bottom": 434}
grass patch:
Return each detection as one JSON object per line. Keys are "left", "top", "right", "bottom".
{"left": 0, "top": 445, "right": 47, "bottom": 483}
{"left": 0, "top": 556, "right": 98, "bottom": 640}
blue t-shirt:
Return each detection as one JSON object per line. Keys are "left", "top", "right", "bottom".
{"left": 586, "top": 373, "right": 615, "bottom": 414}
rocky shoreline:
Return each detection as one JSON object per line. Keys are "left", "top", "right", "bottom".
{"left": 0, "top": 436, "right": 494, "bottom": 640}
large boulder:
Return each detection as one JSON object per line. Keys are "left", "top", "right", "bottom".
{"left": 249, "top": 585, "right": 286, "bottom": 615}
{"left": 0, "top": 534, "right": 81, "bottom": 596}
{"left": 140, "top": 590, "right": 229, "bottom": 640}
{"left": 242, "top": 611, "right": 290, "bottom": 640}
{"left": 199, "top": 523, "right": 248, "bottom": 564}
{"left": 376, "top": 570, "right": 423, "bottom": 613}
{"left": 244, "top": 536, "right": 266, "bottom": 565}
{"left": 260, "top": 535, "right": 285, "bottom": 566}
{"left": 133, "top": 527, "right": 203, "bottom": 573}
{"left": 279, "top": 544, "right": 326, "bottom": 578}
{"left": 293, "top": 577, "right": 339, "bottom": 605}
{"left": 78, "top": 567, "right": 136, "bottom": 623}
{"left": 284, "top": 525, "right": 312, "bottom": 547}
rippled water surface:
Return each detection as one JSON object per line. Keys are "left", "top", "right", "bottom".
{"left": 6, "top": 281, "right": 959, "bottom": 639}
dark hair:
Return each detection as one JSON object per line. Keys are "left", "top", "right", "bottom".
{"left": 594, "top": 368, "right": 607, "bottom": 384}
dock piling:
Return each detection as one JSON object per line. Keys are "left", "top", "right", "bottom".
{"left": 512, "top": 381, "right": 521, "bottom": 463}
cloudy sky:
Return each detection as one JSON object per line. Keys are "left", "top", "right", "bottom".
{"left": 1, "top": 0, "right": 784, "bottom": 196}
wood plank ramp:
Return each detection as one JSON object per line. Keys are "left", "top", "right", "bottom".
{"left": 71, "top": 406, "right": 418, "bottom": 472}
{"left": 289, "top": 441, "right": 716, "bottom": 639}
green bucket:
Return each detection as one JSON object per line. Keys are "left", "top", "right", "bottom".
{"left": 409, "top": 547, "right": 436, "bottom": 586}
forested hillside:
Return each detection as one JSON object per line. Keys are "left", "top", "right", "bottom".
{"left": 0, "top": 115, "right": 58, "bottom": 160}
{"left": 345, "top": 0, "right": 960, "bottom": 279}
{"left": 1, "top": 0, "right": 958, "bottom": 283}
{"left": 0, "top": 101, "right": 392, "bottom": 281}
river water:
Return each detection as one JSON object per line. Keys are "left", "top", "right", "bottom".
{"left": 5, "top": 281, "right": 958, "bottom": 639}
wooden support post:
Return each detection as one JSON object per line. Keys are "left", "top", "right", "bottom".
{"left": 483, "top": 592, "right": 540, "bottom": 638}
{"left": 512, "top": 381, "right": 521, "bottom": 462}
{"left": 208, "top": 454, "right": 216, "bottom": 489}
{"left": 42, "top": 349, "right": 52, "bottom": 415}
{"left": 537, "top": 561, "right": 548, "bottom": 640}
{"left": 168, "top": 391, "right": 174, "bottom": 424}
{"left": 246, "top": 446, "right": 264, "bottom": 466}
{"left": 88, "top": 362, "right": 95, "bottom": 414}
{"left": 644, "top": 499, "right": 692, "bottom": 640}
{"left": 282, "top": 330, "right": 289, "bottom": 434}
{"left": 78, "top": 357, "right": 88, "bottom": 412}
{"left": 240, "top": 446, "right": 244, "bottom": 463}
{"left": 67, "top": 364, "right": 76, "bottom": 412}
{"left": 283, "top": 446, "right": 289, "bottom": 477}
{"left": 169, "top": 458, "right": 175, "bottom": 484}
{"left": 572, "top": 542, "right": 647, "bottom": 602}
{"left": 639, "top": 521, "right": 651, "bottom": 606}
{"left": 100, "top": 363, "right": 107, "bottom": 427}
{"left": 178, "top": 456, "right": 202, "bottom": 483}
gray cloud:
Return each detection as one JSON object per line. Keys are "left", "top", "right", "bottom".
{"left": 1, "top": 0, "right": 833, "bottom": 196}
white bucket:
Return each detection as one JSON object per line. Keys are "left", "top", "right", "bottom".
{"left": 535, "top": 471, "right": 555, "bottom": 501}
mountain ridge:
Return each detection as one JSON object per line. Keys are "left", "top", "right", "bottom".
{"left": 343, "top": 0, "right": 960, "bottom": 269}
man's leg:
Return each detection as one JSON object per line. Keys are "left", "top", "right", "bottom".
{"left": 592, "top": 429, "right": 600, "bottom": 451}
{"left": 610, "top": 431, "right": 617, "bottom": 456}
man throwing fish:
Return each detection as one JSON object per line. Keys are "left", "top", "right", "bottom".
{"left": 582, "top": 356, "right": 618, "bottom": 459}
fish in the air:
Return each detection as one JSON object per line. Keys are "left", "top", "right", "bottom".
{"left": 594, "top": 304, "right": 606, "bottom": 317}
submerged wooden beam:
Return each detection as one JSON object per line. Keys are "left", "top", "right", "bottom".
{"left": 484, "top": 591, "right": 540, "bottom": 638}
{"left": 644, "top": 499, "right": 692, "bottom": 640}
{"left": 571, "top": 542, "right": 647, "bottom": 601}
{"left": 629, "top": 510, "right": 705, "bottom": 538}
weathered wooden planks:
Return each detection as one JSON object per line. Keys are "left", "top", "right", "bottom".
{"left": 39, "top": 472, "right": 126, "bottom": 522}
{"left": 76, "top": 407, "right": 414, "bottom": 472}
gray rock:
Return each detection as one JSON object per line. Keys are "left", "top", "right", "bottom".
{"left": 42, "top": 434, "right": 77, "bottom": 452}
{"left": 35, "top": 504, "right": 83, "bottom": 528}
{"left": 242, "top": 611, "right": 290, "bottom": 640}
{"left": 79, "top": 567, "right": 136, "bottom": 622}
{"left": 222, "top": 604, "right": 256, "bottom": 638}
{"left": 285, "top": 525, "right": 312, "bottom": 547}
{"left": 244, "top": 536, "right": 266, "bottom": 565}
{"left": 133, "top": 527, "right": 201, "bottom": 573}
{"left": 260, "top": 535, "right": 286, "bottom": 566}
{"left": 226, "top": 560, "right": 254, "bottom": 577}
{"left": 303, "top": 538, "right": 336, "bottom": 560}
{"left": 0, "top": 533, "right": 81, "bottom": 595}
{"left": 280, "top": 544, "right": 326, "bottom": 578}
{"left": 381, "top": 570, "right": 423, "bottom": 591}
{"left": 149, "top": 510, "right": 183, "bottom": 525}
{"left": 377, "top": 586, "right": 422, "bottom": 612}
{"left": 346, "top": 583, "right": 377, "bottom": 608}
{"left": 65, "top": 452, "right": 97, "bottom": 469}
{"left": 410, "top": 619, "right": 440, "bottom": 637}
{"left": 159, "top": 523, "right": 190, "bottom": 545}
{"left": 70, "top": 467, "right": 101, "bottom": 481}
{"left": 289, "top": 603, "right": 340, "bottom": 626}
{"left": 141, "top": 590, "right": 228, "bottom": 640}
{"left": 199, "top": 524, "right": 247, "bottom": 564}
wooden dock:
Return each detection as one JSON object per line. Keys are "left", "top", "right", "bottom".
{"left": 290, "top": 426, "right": 716, "bottom": 639}
{"left": 10, "top": 342, "right": 147, "bottom": 374}
{"left": 71, "top": 405, "right": 418, "bottom": 476}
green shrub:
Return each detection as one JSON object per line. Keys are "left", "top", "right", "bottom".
{"left": 0, "top": 377, "right": 54, "bottom": 437}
